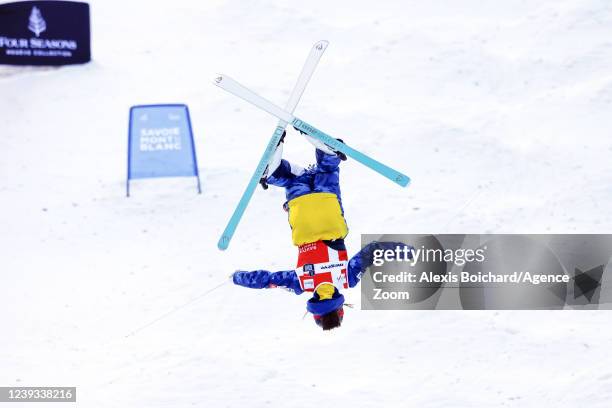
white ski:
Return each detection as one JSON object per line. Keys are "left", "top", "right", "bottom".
{"left": 213, "top": 74, "right": 411, "bottom": 188}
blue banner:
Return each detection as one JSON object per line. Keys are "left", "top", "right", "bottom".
{"left": 127, "top": 104, "right": 201, "bottom": 196}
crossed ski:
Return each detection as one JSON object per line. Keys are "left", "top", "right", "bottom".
{"left": 216, "top": 41, "right": 329, "bottom": 250}
{"left": 215, "top": 41, "right": 410, "bottom": 250}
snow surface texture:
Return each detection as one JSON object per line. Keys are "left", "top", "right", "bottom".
{"left": 1, "top": 0, "right": 612, "bottom": 406}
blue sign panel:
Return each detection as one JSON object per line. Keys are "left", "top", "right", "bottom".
{"left": 127, "top": 104, "right": 201, "bottom": 196}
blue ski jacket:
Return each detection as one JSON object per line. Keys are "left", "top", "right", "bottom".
{"left": 268, "top": 149, "right": 349, "bottom": 245}
{"left": 233, "top": 241, "right": 412, "bottom": 295}
{"left": 268, "top": 149, "right": 343, "bottom": 205}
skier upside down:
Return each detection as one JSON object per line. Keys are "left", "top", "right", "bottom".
{"left": 232, "top": 129, "right": 409, "bottom": 330}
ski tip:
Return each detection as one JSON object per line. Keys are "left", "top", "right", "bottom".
{"left": 314, "top": 40, "right": 329, "bottom": 51}
{"left": 217, "top": 235, "right": 230, "bottom": 251}
{"left": 212, "top": 73, "right": 225, "bottom": 86}
{"left": 395, "top": 174, "right": 411, "bottom": 187}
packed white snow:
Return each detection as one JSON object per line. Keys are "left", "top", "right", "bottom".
{"left": 1, "top": 0, "right": 612, "bottom": 406}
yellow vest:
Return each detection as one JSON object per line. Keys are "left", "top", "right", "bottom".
{"left": 287, "top": 192, "right": 348, "bottom": 246}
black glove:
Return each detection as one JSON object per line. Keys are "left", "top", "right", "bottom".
{"left": 293, "top": 125, "right": 307, "bottom": 135}
{"left": 331, "top": 138, "right": 347, "bottom": 161}
{"left": 277, "top": 130, "right": 287, "bottom": 145}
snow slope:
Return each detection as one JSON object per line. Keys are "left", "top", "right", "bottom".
{"left": 1, "top": 0, "right": 612, "bottom": 406}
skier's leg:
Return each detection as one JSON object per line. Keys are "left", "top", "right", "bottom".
{"left": 266, "top": 140, "right": 284, "bottom": 177}
{"left": 266, "top": 158, "right": 306, "bottom": 189}
{"left": 304, "top": 134, "right": 335, "bottom": 155}
{"left": 260, "top": 130, "right": 291, "bottom": 190}
{"left": 262, "top": 132, "right": 308, "bottom": 190}
{"left": 292, "top": 126, "right": 347, "bottom": 159}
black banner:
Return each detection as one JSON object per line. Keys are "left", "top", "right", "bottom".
{"left": 0, "top": 1, "right": 90, "bottom": 65}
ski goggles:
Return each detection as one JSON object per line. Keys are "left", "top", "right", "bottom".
{"left": 313, "top": 307, "right": 344, "bottom": 327}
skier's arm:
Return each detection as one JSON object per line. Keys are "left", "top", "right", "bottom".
{"left": 293, "top": 125, "right": 337, "bottom": 156}
{"left": 232, "top": 269, "right": 303, "bottom": 294}
{"left": 347, "top": 241, "right": 414, "bottom": 287}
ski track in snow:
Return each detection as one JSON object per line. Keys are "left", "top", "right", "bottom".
{"left": 1, "top": 0, "right": 612, "bottom": 406}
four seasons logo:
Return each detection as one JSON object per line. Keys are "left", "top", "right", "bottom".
{"left": 28, "top": 6, "right": 47, "bottom": 37}
{"left": 0, "top": 1, "right": 91, "bottom": 65}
